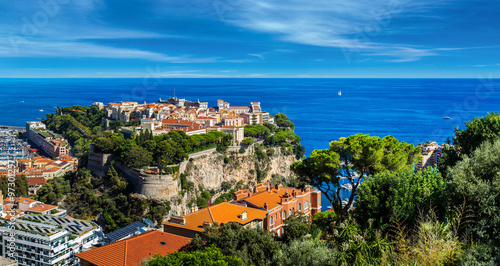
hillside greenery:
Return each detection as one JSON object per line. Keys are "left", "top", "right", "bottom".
{"left": 37, "top": 106, "right": 500, "bottom": 264}
{"left": 36, "top": 167, "right": 170, "bottom": 232}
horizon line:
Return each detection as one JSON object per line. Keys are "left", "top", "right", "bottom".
{"left": 0, "top": 77, "right": 497, "bottom": 79}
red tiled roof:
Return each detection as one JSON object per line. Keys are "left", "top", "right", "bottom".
{"left": 28, "top": 204, "right": 57, "bottom": 213}
{"left": 27, "top": 177, "right": 47, "bottom": 186}
{"left": 76, "top": 231, "right": 191, "bottom": 266}
{"left": 19, "top": 197, "right": 37, "bottom": 204}
{"left": 163, "top": 202, "right": 267, "bottom": 232}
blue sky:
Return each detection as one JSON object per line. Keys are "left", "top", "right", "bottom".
{"left": 1, "top": 0, "right": 499, "bottom": 78}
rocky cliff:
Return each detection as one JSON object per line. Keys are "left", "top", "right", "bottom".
{"left": 88, "top": 143, "right": 299, "bottom": 217}
{"left": 169, "top": 145, "right": 299, "bottom": 216}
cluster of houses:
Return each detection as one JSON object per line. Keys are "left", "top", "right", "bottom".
{"left": 416, "top": 141, "right": 448, "bottom": 171}
{"left": 75, "top": 182, "right": 323, "bottom": 266}
{"left": 0, "top": 98, "right": 325, "bottom": 265}
{"left": 0, "top": 181, "right": 323, "bottom": 265}
{"left": 93, "top": 97, "right": 274, "bottom": 145}
{"left": 0, "top": 156, "right": 78, "bottom": 197}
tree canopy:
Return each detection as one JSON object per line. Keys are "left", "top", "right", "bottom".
{"left": 446, "top": 139, "right": 500, "bottom": 256}
{"left": 182, "top": 222, "right": 280, "bottom": 266}
{"left": 291, "top": 134, "right": 421, "bottom": 218}
{"left": 146, "top": 246, "right": 243, "bottom": 266}
{"left": 93, "top": 129, "right": 232, "bottom": 168}
{"left": 355, "top": 167, "right": 445, "bottom": 230}
{"left": 440, "top": 112, "right": 500, "bottom": 177}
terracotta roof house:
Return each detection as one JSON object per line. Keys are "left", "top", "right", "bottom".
{"left": 162, "top": 201, "right": 268, "bottom": 238}
{"left": 234, "top": 182, "right": 322, "bottom": 237}
{"left": 27, "top": 203, "right": 58, "bottom": 215}
{"left": 76, "top": 230, "right": 191, "bottom": 266}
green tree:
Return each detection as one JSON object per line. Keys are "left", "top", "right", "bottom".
{"left": 146, "top": 245, "right": 243, "bottom": 266}
{"left": 241, "top": 137, "right": 254, "bottom": 146}
{"left": 440, "top": 113, "right": 500, "bottom": 177}
{"left": 14, "top": 175, "right": 29, "bottom": 197}
{"left": 312, "top": 210, "right": 337, "bottom": 231}
{"left": 123, "top": 146, "right": 153, "bottom": 168}
{"left": 183, "top": 222, "right": 280, "bottom": 266}
{"left": 291, "top": 134, "right": 421, "bottom": 219}
{"left": 446, "top": 139, "right": 500, "bottom": 255}
{"left": 274, "top": 113, "right": 295, "bottom": 131}
{"left": 282, "top": 212, "right": 312, "bottom": 243}
{"left": 355, "top": 167, "right": 445, "bottom": 230}
{"left": 106, "top": 166, "right": 128, "bottom": 191}
{"left": 0, "top": 175, "right": 8, "bottom": 197}
{"left": 272, "top": 239, "right": 339, "bottom": 266}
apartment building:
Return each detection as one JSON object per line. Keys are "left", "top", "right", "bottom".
{"left": 416, "top": 141, "right": 445, "bottom": 171}
{"left": 25, "top": 122, "right": 69, "bottom": 158}
{"left": 0, "top": 215, "right": 102, "bottom": 266}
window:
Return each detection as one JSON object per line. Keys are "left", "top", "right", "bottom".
{"left": 270, "top": 216, "right": 274, "bottom": 228}
{"left": 283, "top": 211, "right": 287, "bottom": 220}
{"left": 298, "top": 203, "right": 302, "bottom": 212}
{"left": 289, "top": 210, "right": 292, "bottom": 217}
{"left": 305, "top": 201, "right": 309, "bottom": 210}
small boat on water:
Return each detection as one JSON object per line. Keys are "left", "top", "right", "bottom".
{"left": 443, "top": 116, "right": 451, "bottom": 119}
{"left": 338, "top": 91, "right": 342, "bottom": 96}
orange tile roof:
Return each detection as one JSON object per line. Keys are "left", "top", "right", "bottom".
{"left": 241, "top": 187, "right": 298, "bottom": 211}
{"left": 17, "top": 159, "right": 31, "bottom": 163}
{"left": 163, "top": 202, "right": 267, "bottom": 232}
{"left": 27, "top": 177, "right": 47, "bottom": 186}
{"left": 28, "top": 204, "right": 57, "bottom": 213}
{"left": 43, "top": 166, "right": 60, "bottom": 173}
{"left": 19, "top": 197, "right": 37, "bottom": 204}
{"left": 76, "top": 231, "right": 191, "bottom": 266}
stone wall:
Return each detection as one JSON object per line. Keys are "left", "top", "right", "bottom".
{"left": 88, "top": 144, "right": 297, "bottom": 214}
{"left": 114, "top": 161, "right": 179, "bottom": 200}
{"left": 87, "top": 145, "right": 113, "bottom": 178}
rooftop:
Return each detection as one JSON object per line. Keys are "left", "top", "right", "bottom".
{"left": 163, "top": 202, "right": 267, "bottom": 232}
{"left": 105, "top": 220, "right": 147, "bottom": 243}
{"left": 28, "top": 203, "right": 58, "bottom": 213}
{"left": 23, "top": 214, "right": 95, "bottom": 235}
{"left": 236, "top": 183, "right": 315, "bottom": 211}
{"left": 76, "top": 230, "right": 191, "bottom": 266}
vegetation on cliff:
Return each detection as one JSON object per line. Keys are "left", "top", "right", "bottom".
{"left": 93, "top": 129, "right": 233, "bottom": 169}
{"left": 37, "top": 167, "right": 170, "bottom": 232}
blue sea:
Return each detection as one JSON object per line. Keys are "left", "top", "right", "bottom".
{"left": 1, "top": 78, "right": 499, "bottom": 210}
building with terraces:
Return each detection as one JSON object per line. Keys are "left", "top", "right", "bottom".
{"left": 234, "top": 183, "right": 322, "bottom": 237}
{"left": 25, "top": 122, "right": 69, "bottom": 158}
{"left": 0, "top": 215, "right": 102, "bottom": 266}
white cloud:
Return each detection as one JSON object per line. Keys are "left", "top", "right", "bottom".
{"left": 220, "top": 0, "right": 458, "bottom": 62}
{"left": 0, "top": 40, "right": 219, "bottom": 63}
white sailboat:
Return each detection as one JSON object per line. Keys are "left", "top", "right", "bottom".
{"left": 338, "top": 91, "right": 342, "bottom": 96}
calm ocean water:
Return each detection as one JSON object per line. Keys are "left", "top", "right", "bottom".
{"left": 1, "top": 78, "right": 499, "bottom": 210}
